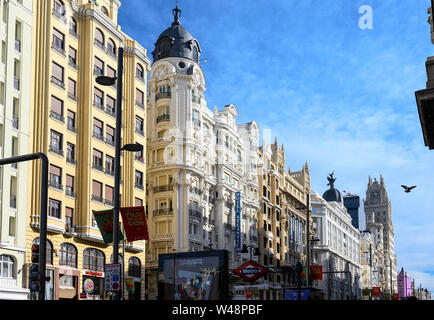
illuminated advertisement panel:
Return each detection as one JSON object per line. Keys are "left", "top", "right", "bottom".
{"left": 158, "top": 250, "right": 229, "bottom": 300}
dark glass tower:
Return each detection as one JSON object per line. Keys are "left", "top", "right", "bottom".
{"left": 343, "top": 195, "right": 360, "bottom": 230}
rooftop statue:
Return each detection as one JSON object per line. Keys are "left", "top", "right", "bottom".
{"left": 327, "top": 171, "right": 336, "bottom": 189}
{"left": 428, "top": 1, "right": 434, "bottom": 45}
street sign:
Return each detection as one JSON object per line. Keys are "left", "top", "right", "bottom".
{"left": 233, "top": 260, "right": 268, "bottom": 282}
{"left": 105, "top": 263, "right": 121, "bottom": 292}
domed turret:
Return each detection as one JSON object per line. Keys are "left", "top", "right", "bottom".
{"left": 322, "top": 171, "right": 343, "bottom": 203}
{"left": 151, "top": 5, "right": 201, "bottom": 64}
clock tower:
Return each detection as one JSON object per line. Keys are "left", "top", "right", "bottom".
{"left": 364, "top": 175, "right": 398, "bottom": 296}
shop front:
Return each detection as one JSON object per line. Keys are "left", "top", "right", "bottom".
{"left": 81, "top": 270, "right": 105, "bottom": 300}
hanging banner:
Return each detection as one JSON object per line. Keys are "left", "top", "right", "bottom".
{"left": 372, "top": 287, "right": 381, "bottom": 297}
{"left": 300, "top": 267, "right": 307, "bottom": 279}
{"left": 392, "top": 293, "right": 399, "bottom": 300}
{"left": 120, "top": 206, "right": 149, "bottom": 242}
{"left": 310, "top": 265, "right": 323, "bottom": 280}
{"left": 235, "top": 192, "right": 241, "bottom": 253}
{"left": 125, "top": 278, "right": 135, "bottom": 292}
{"left": 93, "top": 209, "right": 124, "bottom": 244}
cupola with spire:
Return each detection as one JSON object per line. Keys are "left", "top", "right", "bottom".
{"left": 151, "top": 3, "right": 202, "bottom": 64}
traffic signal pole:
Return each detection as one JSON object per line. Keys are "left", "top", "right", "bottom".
{"left": 0, "top": 153, "right": 48, "bottom": 300}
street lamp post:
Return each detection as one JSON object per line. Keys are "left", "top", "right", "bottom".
{"left": 96, "top": 46, "right": 143, "bottom": 300}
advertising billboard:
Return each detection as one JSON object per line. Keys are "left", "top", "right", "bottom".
{"left": 158, "top": 250, "right": 228, "bottom": 300}
{"left": 235, "top": 192, "right": 241, "bottom": 253}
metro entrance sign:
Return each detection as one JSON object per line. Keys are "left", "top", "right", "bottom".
{"left": 233, "top": 260, "right": 268, "bottom": 282}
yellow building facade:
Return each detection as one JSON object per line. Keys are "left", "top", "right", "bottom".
{"left": 257, "top": 138, "right": 311, "bottom": 300}
{"left": 26, "top": 0, "right": 150, "bottom": 300}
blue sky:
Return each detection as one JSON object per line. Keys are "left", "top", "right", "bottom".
{"left": 118, "top": 0, "right": 434, "bottom": 295}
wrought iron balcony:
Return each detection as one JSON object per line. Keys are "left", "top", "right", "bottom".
{"left": 156, "top": 92, "right": 171, "bottom": 100}
{"left": 153, "top": 185, "right": 174, "bottom": 193}
{"left": 156, "top": 114, "right": 170, "bottom": 123}
{"left": 153, "top": 208, "right": 174, "bottom": 217}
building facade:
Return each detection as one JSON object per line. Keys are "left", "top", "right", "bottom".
{"left": 310, "top": 176, "right": 362, "bottom": 300}
{"left": 364, "top": 175, "right": 398, "bottom": 296}
{"left": 343, "top": 194, "right": 360, "bottom": 230}
{"left": 0, "top": 0, "right": 33, "bottom": 300}
{"left": 145, "top": 6, "right": 260, "bottom": 300}
{"left": 360, "top": 230, "right": 385, "bottom": 300}
{"left": 397, "top": 267, "right": 412, "bottom": 299}
{"left": 26, "top": 0, "right": 150, "bottom": 300}
{"left": 253, "top": 138, "right": 311, "bottom": 300}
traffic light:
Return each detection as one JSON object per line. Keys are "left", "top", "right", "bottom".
{"left": 31, "top": 244, "right": 39, "bottom": 263}
{"left": 29, "top": 264, "right": 40, "bottom": 292}
{"left": 30, "top": 244, "right": 40, "bottom": 292}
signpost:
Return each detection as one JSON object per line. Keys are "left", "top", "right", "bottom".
{"left": 105, "top": 264, "right": 121, "bottom": 292}
{"left": 233, "top": 260, "right": 268, "bottom": 283}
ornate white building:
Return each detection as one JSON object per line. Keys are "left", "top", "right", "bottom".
{"left": 144, "top": 6, "right": 260, "bottom": 299}
{"left": 310, "top": 174, "right": 362, "bottom": 300}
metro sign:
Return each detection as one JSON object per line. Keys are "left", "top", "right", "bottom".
{"left": 233, "top": 260, "right": 268, "bottom": 282}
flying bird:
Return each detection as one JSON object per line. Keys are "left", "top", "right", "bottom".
{"left": 401, "top": 185, "right": 416, "bottom": 193}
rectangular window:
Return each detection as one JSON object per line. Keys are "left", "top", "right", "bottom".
{"left": 106, "top": 125, "right": 115, "bottom": 146}
{"left": 105, "top": 155, "right": 114, "bottom": 175}
{"left": 66, "top": 174, "right": 74, "bottom": 197}
{"left": 92, "top": 149, "right": 103, "bottom": 171}
{"left": 105, "top": 185, "right": 114, "bottom": 205}
{"left": 51, "top": 96, "right": 64, "bottom": 121}
{"left": 49, "top": 199, "right": 61, "bottom": 218}
{"left": 49, "top": 165, "right": 62, "bottom": 189}
{"left": 135, "top": 116, "right": 144, "bottom": 135}
{"left": 92, "top": 180, "right": 103, "bottom": 202}
{"left": 94, "top": 87, "right": 104, "bottom": 109}
{"left": 50, "top": 130, "right": 63, "bottom": 155}
{"left": 93, "top": 118, "right": 103, "bottom": 140}
{"left": 106, "top": 95, "right": 115, "bottom": 115}
{"left": 52, "top": 28, "right": 65, "bottom": 52}
{"left": 135, "top": 170, "right": 143, "bottom": 189}
{"left": 67, "top": 110, "right": 76, "bottom": 132}
{"left": 94, "top": 56, "right": 104, "bottom": 75}
{"left": 68, "top": 47, "right": 77, "bottom": 67}
{"left": 107, "top": 66, "right": 116, "bottom": 78}
{"left": 66, "top": 143, "right": 75, "bottom": 164}
{"left": 68, "top": 78, "right": 76, "bottom": 99}
{"left": 52, "top": 61, "right": 64, "bottom": 87}
{"left": 136, "top": 88, "right": 144, "bottom": 107}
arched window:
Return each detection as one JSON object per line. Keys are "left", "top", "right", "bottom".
{"left": 94, "top": 28, "right": 105, "bottom": 49}
{"left": 59, "top": 243, "right": 77, "bottom": 268}
{"left": 53, "top": 0, "right": 65, "bottom": 16}
{"left": 101, "top": 6, "right": 109, "bottom": 17}
{"left": 70, "top": 17, "right": 78, "bottom": 36}
{"left": 136, "top": 63, "right": 144, "bottom": 80}
{"left": 33, "top": 238, "right": 53, "bottom": 265}
{"left": 83, "top": 248, "right": 105, "bottom": 272}
{"left": 128, "top": 257, "right": 141, "bottom": 277}
{"left": 107, "top": 38, "right": 116, "bottom": 57}
{"left": 0, "top": 255, "right": 14, "bottom": 278}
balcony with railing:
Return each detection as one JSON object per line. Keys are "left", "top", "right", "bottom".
{"left": 153, "top": 185, "right": 173, "bottom": 193}
{"left": 49, "top": 146, "right": 64, "bottom": 157}
{"left": 156, "top": 92, "right": 171, "bottom": 101}
{"left": 91, "top": 195, "right": 103, "bottom": 203}
{"left": 50, "top": 111, "right": 64, "bottom": 123}
{"left": 49, "top": 180, "right": 63, "bottom": 191}
{"left": 156, "top": 114, "right": 170, "bottom": 124}
{"left": 92, "top": 162, "right": 104, "bottom": 172}
{"left": 192, "top": 95, "right": 201, "bottom": 104}
{"left": 224, "top": 222, "right": 233, "bottom": 230}
{"left": 153, "top": 208, "right": 174, "bottom": 217}
{"left": 189, "top": 186, "right": 202, "bottom": 196}
{"left": 189, "top": 207, "right": 202, "bottom": 221}
{"left": 51, "top": 76, "right": 65, "bottom": 89}
{"left": 192, "top": 119, "right": 201, "bottom": 127}
{"left": 93, "top": 131, "right": 104, "bottom": 142}
{"left": 66, "top": 187, "right": 76, "bottom": 198}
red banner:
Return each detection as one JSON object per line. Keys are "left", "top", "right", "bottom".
{"left": 310, "top": 265, "right": 323, "bottom": 280}
{"left": 392, "top": 293, "right": 399, "bottom": 300}
{"left": 120, "top": 206, "right": 149, "bottom": 242}
{"left": 372, "top": 287, "right": 381, "bottom": 297}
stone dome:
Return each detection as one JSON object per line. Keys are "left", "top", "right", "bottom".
{"left": 151, "top": 5, "right": 201, "bottom": 64}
